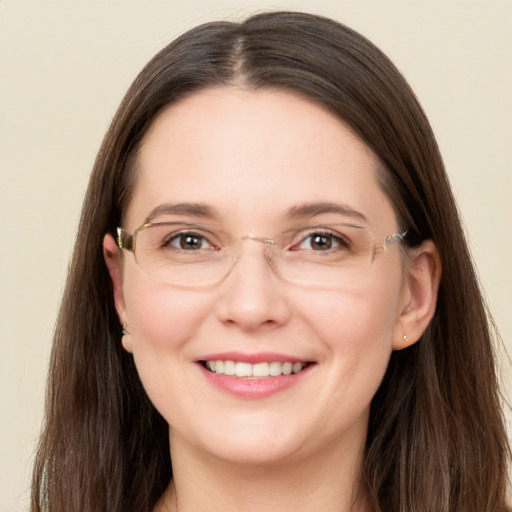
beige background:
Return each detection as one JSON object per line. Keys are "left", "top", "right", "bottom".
{"left": 1, "top": 1, "right": 511, "bottom": 510}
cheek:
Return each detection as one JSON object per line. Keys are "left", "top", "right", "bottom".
{"left": 305, "top": 270, "right": 402, "bottom": 345}
{"left": 122, "top": 265, "right": 213, "bottom": 357}
{"left": 120, "top": 270, "right": 217, "bottom": 424}
{"left": 297, "top": 266, "right": 404, "bottom": 394}
{"left": 306, "top": 288, "right": 398, "bottom": 373}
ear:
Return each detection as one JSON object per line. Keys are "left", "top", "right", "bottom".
{"left": 392, "top": 240, "right": 442, "bottom": 350}
{"left": 103, "top": 233, "right": 133, "bottom": 352}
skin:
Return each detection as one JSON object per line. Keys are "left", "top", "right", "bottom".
{"left": 104, "top": 87, "right": 441, "bottom": 511}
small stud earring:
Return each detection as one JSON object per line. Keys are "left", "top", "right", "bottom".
{"left": 121, "top": 325, "right": 133, "bottom": 352}
{"left": 403, "top": 334, "right": 408, "bottom": 343}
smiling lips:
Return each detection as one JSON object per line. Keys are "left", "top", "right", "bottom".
{"left": 198, "top": 354, "right": 313, "bottom": 398}
{"left": 204, "top": 360, "right": 307, "bottom": 378}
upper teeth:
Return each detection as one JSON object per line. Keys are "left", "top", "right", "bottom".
{"left": 205, "top": 360, "right": 305, "bottom": 378}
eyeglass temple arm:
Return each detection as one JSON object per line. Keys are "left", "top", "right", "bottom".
{"left": 385, "top": 229, "right": 408, "bottom": 247}
{"left": 116, "top": 227, "right": 135, "bottom": 252}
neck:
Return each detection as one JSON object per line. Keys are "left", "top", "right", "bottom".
{"left": 155, "top": 429, "right": 369, "bottom": 512}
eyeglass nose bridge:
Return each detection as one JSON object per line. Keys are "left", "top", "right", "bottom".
{"left": 242, "top": 234, "right": 275, "bottom": 245}
{"left": 221, "top": 234, "right": 279, "bottom": 283}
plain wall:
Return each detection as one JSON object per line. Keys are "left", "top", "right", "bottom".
{"left": 1, "top": 1, "right": 511, "bottom": 510}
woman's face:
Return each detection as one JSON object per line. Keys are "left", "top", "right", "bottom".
{"left": 108, "top": 87, "right": 412, "bottom": 466}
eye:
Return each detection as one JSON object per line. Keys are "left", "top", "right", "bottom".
{"left": 166, "top": 231, "right": 214, "bottom": 250}
{"left": 294, "top": 231, "right": 348, "bottom": 251}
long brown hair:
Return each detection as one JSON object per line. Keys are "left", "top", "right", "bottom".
{"left": 32, "top": 11, "right": 509, "bottom": 512}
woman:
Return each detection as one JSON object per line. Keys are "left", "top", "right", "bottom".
{"left": 31, "top": 11, "right": 509, "bottom": 512}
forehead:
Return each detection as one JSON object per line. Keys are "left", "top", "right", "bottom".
{"left": 126, "top": 87, "right": 397, "bottom": 232}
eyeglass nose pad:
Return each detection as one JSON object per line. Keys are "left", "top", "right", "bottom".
{"left": 219, "top": 251, "right": 240, "bottom": 283}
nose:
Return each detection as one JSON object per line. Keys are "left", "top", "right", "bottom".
{"left": 215, "top": 239, "right": 291, "bottom": 331}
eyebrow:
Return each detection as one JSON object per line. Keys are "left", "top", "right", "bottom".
{"left": 144, "top": 202, "right": 219, "bottom": 224}
{"left": 285, "top": 202, "right": 368, "bottom": 223}
{"left": 142, "top": 201, "right": 367, "bottom": 225}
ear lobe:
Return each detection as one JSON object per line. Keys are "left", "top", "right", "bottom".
{"left": 393, "top": 240, "right": 442, "bottom": 350}
{"left": 103, "top": 233, "right": 129, "bottom": 331}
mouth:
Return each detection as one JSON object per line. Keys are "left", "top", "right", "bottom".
{"left": 197, "top": 353, "right": 315, "bottom": 398}
{"left": 200, "top": 360, "right": 312, "bottom": 378}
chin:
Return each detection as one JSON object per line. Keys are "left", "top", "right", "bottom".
{"left": 173, "top": 416, "right": 312, "bottom": 466}
{"left": 202, "top": 440, "right": 303, "bottom": 467}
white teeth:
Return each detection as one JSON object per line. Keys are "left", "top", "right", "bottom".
{"left": 224, "top": 360, "right": 236, "bottom": 376}
{"left": 269, "top": 361, "right": 282, "bottom": 376}
{"left": 282, "top": 362, "right": 293, "bottom": 375}
{"left": 292, "top": 362, "right": 303, "bottom": 374}
{"left": 252, "top": 362, "right": 270, "bottom": 377}
{"left": 235, "top": 362, "right": 252, "bottom": 377}
{"left": 205, "top": 360, "right": 306, "bottom": 378}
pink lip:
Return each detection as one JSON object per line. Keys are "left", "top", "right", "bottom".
{"left": 196, "top": 352, "right": 315, "bottom": 399}
{"left": 197, "top": 351, "right": 309, "bottom": 364}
